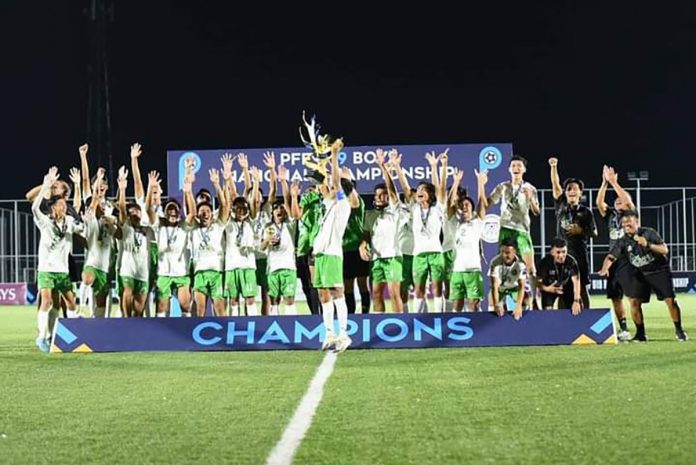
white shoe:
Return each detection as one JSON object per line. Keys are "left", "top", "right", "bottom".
{"left": 334, "top": 334, "right": 353, "bottom": 353}
{"left": 321, "top": 334, "right": 338, "bottom": 351}
{"left": 617, "top": 330, "right": 631, "bottom": 342}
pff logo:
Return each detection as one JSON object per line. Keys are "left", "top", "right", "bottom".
{"left": 178, "top": 152, "right": 201, "bottom": 191}
{"left": 482, "top": 214, "right": 501, "bottom": 244}
{"left": 479, "top": 146, "right": 502, "bottom": 172}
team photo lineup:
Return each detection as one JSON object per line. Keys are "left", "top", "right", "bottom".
{"left": 27, "top": 130, "right": 689, "bottom": 354}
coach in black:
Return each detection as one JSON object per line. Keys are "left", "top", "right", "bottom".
{"left": 598, "top": 210, "right": 688, "bottom": 342}
{"left": 548, "top": 157, "right": 597, "bottom": 308}
{"left": 536, "top": 237, "right": 582, "bottom": 314}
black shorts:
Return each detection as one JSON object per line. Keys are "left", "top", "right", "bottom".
{"left": 631, "top": 268, "right": 675, "bottom": 302}
{"left": 569, "top": 251, "right": 590, "bottom": 286}
{"left": 606, "top": 258, "right": 631, "bottom": 299}
{"left": 343, "top": 249, "right": 370, "bottom": 280}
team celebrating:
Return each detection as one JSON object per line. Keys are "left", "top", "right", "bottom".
{"left": 28, "top": 141, "right": 689, "bottom": 352}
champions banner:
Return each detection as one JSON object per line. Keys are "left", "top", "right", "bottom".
{"left": 50, "top": 309, "right": 616, "bottom": 353}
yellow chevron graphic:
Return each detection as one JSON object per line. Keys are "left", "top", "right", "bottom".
{"left": 603, "top": 334, "right": 618, "bottom": 345}
{"left": 50, "top": 344, "right": 63, "bottom": 353}
{"left": 72, "top": 343, "right": 93, "bottom": 353}
{"left": 572, "top": 334, "right": 596, "bottom": 345}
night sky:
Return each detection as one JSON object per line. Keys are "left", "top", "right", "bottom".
{"left": 3, "top": 1, "right": 696, "bottom": 198}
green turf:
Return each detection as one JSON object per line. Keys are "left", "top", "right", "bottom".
{"left": 1, "top": 296, "right": 694, "bottom": 465}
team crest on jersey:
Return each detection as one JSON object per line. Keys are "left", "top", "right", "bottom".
{"left": 482, "top": 214, "right": 500, "bottom": 244}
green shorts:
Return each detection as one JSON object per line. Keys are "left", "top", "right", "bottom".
{"left": 498, "top": 227, "right": 534, "bottom": 256}
{"left": 267, "top": 269, "right": 298, "bottom": 298}
{"left": 413, "top": 252, "right": 446, "bottom": 285}
{"left": 401, "top": 254, "right": 414, "bottom": 289}
{"left": 37, "top": 271, "right": 74, "bottom": 294}
{"left": 255, "top": 258, "right": 268, "bottom": 290}
{"left": 83, "top": 266, "right": 109, "bottom": 297}
{"left": 194, "top": 270, "right": 224, "bottom": 299}
{"left": 450, "top": 271, "right": 484, "bottom": 300}
{"left": 443, "top": 250, "right": 455, "bottom": 280}
{"left": 120, "top": 276, "right": 149, "bottom": 296}
{"left": 371, "top": 257, "right": 403, "bottom": 284}
{"left": 225, "top": 269, "right": 257, "bottom": 299}
{"left": 313, "top": 254, "right": 343, "bottom": 289}
{"left": 157, "top": 275, "right": 191, "bottom": 300}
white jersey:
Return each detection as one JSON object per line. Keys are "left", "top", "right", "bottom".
{"left": 33, "top": 208, "right": 84, "bottom": 274}
{"left": 442, "top": 214, "right": 458, "bottom": 252}
{"left": 364, "top": 203, "right": 402, "bottom": 260}
{"left": 397, "top": 204, "right": 414, "bottom": 256}
{"left": 489, "top": 181, "right": 538, "bottom": 233}
{"left": 488, "top": 255, "right": 528, "bottom": 292}
{"left": 313, "top": 195, "right": 351, "bottom": 257}
{"left": 134, "top": 196, "right": 163, "bottom": 229}
{"left": 452, "top": 217, "right": 484, "bottom": 272}
{"left": 265, "top": 220, "right": 298, "bottom": 273}
{"left": 253, "top": 204, "right": 272, "bottom": 260}
{"left": 153, "top": 220, "right": 191, "bottom": 277}
{"left": 190, "top": 220, "right": 226, "bottom": 272}
{"left": 83, "top": 212, "right": 115, "bottom": 273}
{"left": 118, "top": 221, "right": 151, "bottom": 282}
{"left": 411, "top": 201, "right": 446, "bottom": 255}
{"left": 224, "top": 220, "right": 257, "bottom": 270}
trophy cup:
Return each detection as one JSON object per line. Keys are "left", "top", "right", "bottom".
{"left": 299, "top": 112, "right": 335, "bottom": 184}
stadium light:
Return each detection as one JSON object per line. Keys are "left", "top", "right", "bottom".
{"left": 627, "top": 171, "right": 649, "bottom": 216}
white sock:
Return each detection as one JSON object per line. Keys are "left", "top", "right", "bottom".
{"left": 37, "top": 311, "right": 49, "bottom": 339}
{"left": 156, "top": 312, "right": 167, "bottom": 318}
{"left": 270, "top": 305, "right": 279, "bottom": 316}
{"left": 67, "top": 309, "right": 78, "bottom": 318}
{"left": 230, "top": 305, "right": 239, "bottom": 317}
{"left": 334, "top": 297, "right": 348, "bottom": 335}
{"left": 434, "top": 296, "right": 444, "bottom": 313}
{"left": 182, "top": 312, "right": 191, "bottom": 318}
{"left": 403, "top": 299, "right": 411, "bottom": 313}
{"left": 284, "top": 303, "right": 297, "bottom": 315}
{"left": 78, "top": 282, "right": 87, "bottom": 309}
{"left": 246, "top": 303, "right": 258, "bottom": 316}
{"left": 321, "top": 301, "right": 335, "bottom": 336}
{"left": 413, "top": 298, "right": 424, "bottom": 314}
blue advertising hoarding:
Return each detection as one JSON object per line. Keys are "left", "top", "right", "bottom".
{"left": 51, "top": 309, "right": 616, "bottom": 353}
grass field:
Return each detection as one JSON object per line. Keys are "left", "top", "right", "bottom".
{"left": 1, "top": 296, "right": 695, "bottom": 465}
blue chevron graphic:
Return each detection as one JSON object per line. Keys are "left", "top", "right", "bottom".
{"left": 590, "top": 312, "right": 613, "bottom": 334}
{"left": 56, "top": 322, "right": 78, "bottom": 344}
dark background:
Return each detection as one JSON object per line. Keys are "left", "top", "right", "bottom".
{"left": 2, "top": 1, "right": 696, "bottom": 198}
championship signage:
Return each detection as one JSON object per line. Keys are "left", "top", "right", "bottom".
{"left": 51, "top": 309, "right": 616, "bottom": 353}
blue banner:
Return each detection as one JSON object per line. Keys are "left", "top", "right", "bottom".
{"left": 50, "top": 309, "right": 616, "bottom": 353}
{"left": 166, "top": 143, "right": 513, "bottom": 197}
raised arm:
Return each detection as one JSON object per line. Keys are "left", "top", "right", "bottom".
{"left": 263, "top": 152, "right": 277, "bottom": 206}
{"left": 69, "top": 167, "right": 82, "bottom": 212}
{"left": 210, "top": 168, "right": 228, "bottom": 223}
{"left": 596, "top": 171, "right": 609, "bottom": 217}
{"left": 331, "top": 139, "right": 343, "bottom": 192}
{"left": 475, "top": 169, "right": 488, "bottom": 218}
{"left": 237, "top": 153, "right": 251, "bottom": 197}
{"left": 604, "top": 166, "right": 635, "bottom": 210}
{"left": 278, "top": 165, "right": 292, "bottom": 213}
{"left": 145, "top": 171, "right": 161, "bottom": 225}
{"left": 549, "top": 157, "right": 562, "bottom": 200}
{"left": 341, "top": 167, "right": 361, "bottom": 208}
{"left": 130, "top": 143, "right": 144, "bottom": 200}
{"left": 448, "top": 168, "right": 464, "bottom": 218}
{"left": 117, "top": 166, "right": 128, "bottom": 225}
{"left": 249, "top": 166, "right": 261, "bottom": 219}
{"left": 33, "top": 167, "right": 58, "bottom": 216}
{"left": 437, "top": 148, "right": 449, "bottom": 205}
{"left": 220, "top": 152, "right": 238, "bottom": 204}
{"left": 377, "top": 149, "right": 399, "bottom": 204}
{"left": 184, "top": 170, "right": 196, "bottom": 225}
{"left": 88, "top": 168, "right": 105, "bottom": 214}
{"left": 79, "top": 144, "right": 91, "bottom": 200}
{"left": 390, "top": 151, "right": 413, "bottom": 203}
{"left": 289, "top": 180, "right": 302, "bottom": 220}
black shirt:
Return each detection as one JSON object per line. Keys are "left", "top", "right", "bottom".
{"left": 609, "top": 227, "right": 669, "bottom": 273}
{"left": 554, "top": 196, "right": 597, "bottom": 260}
{"left": 537, "top": 254, "right": 579, "bottom": 289}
